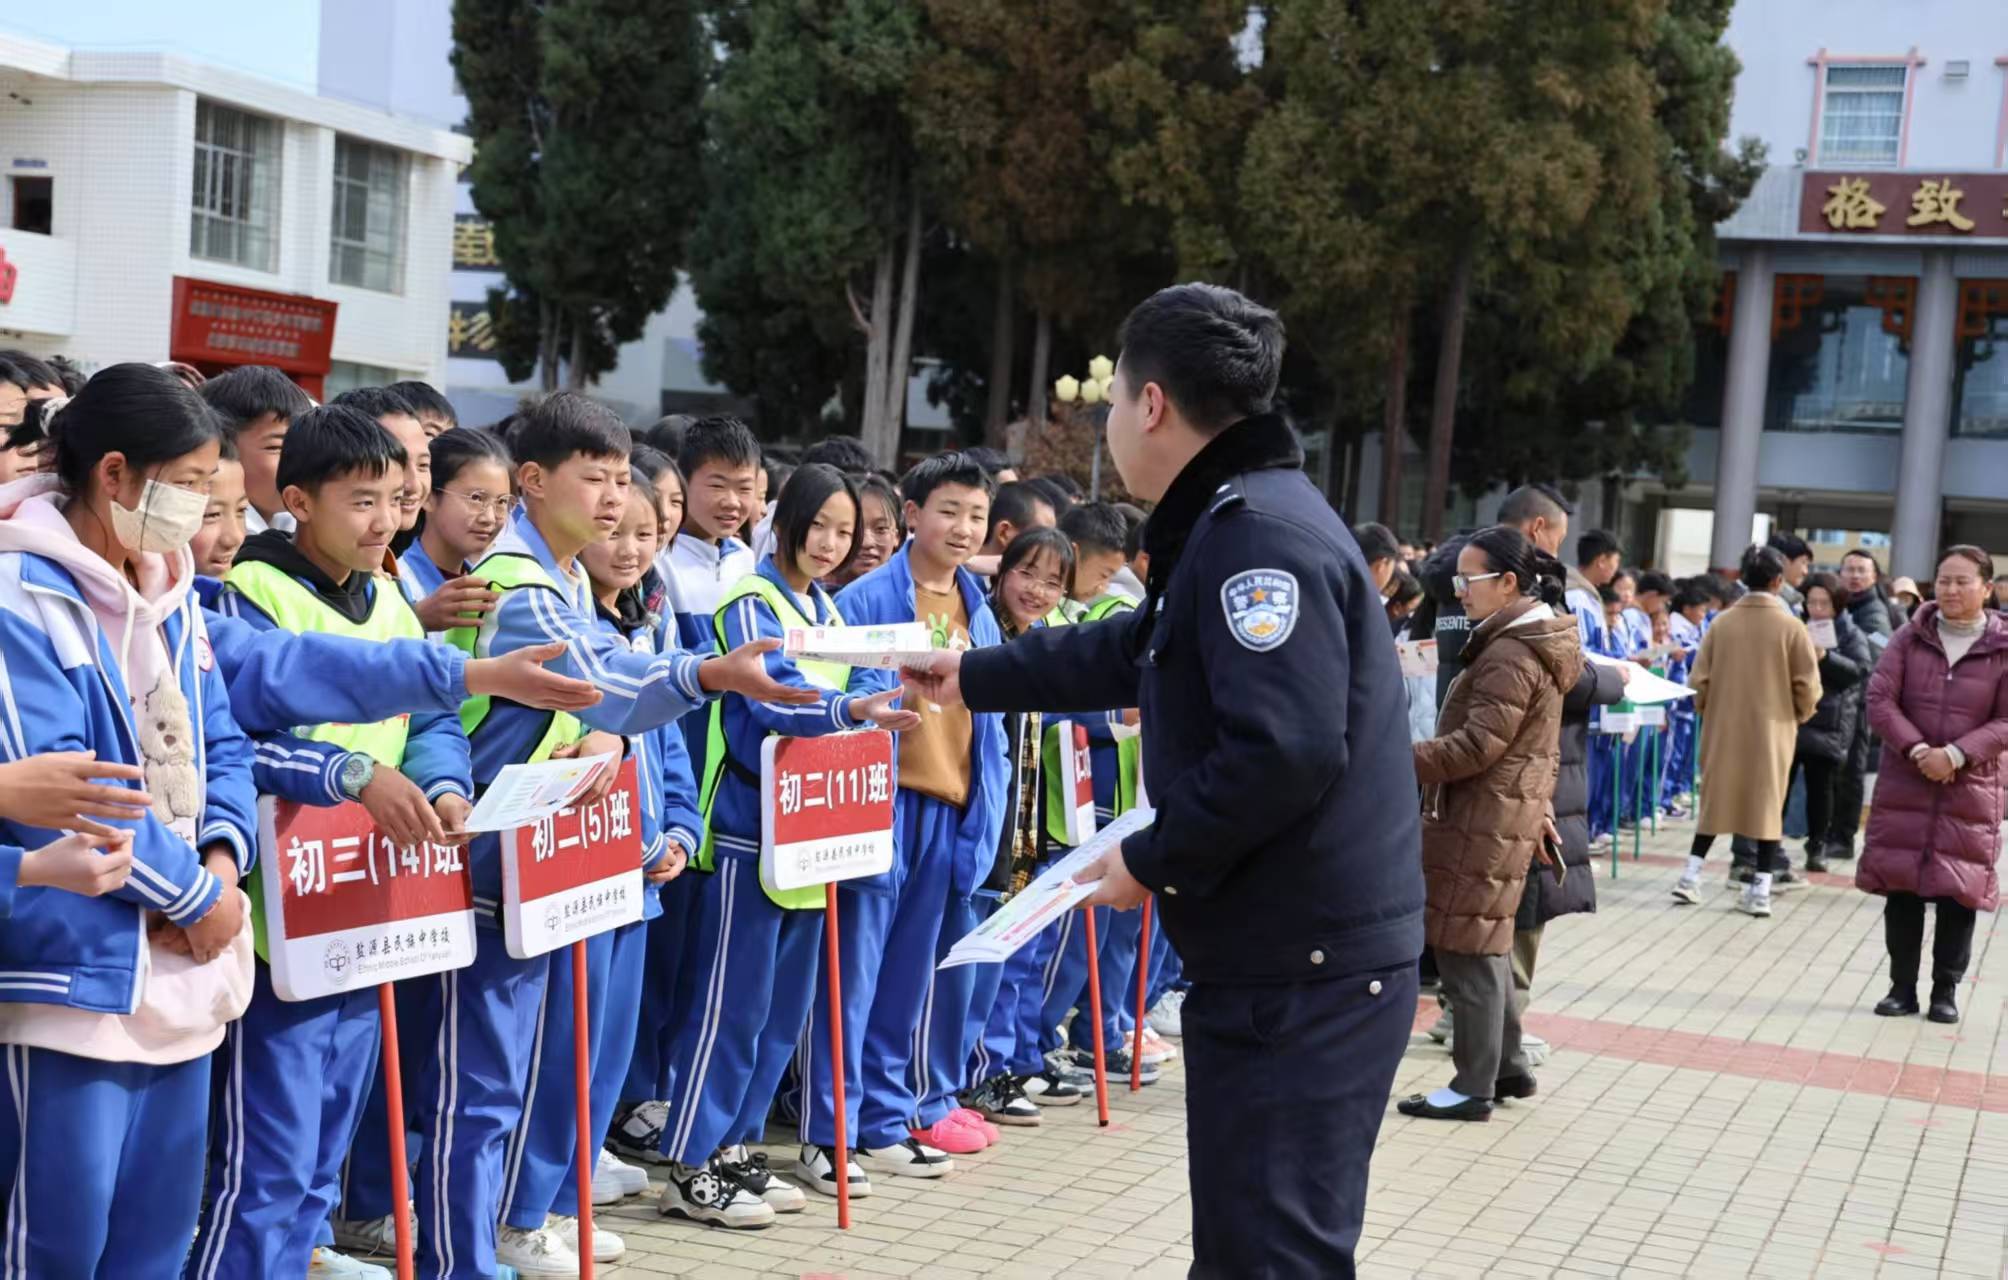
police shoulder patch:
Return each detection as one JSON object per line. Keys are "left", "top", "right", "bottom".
{"left": 1220, "top": 568, "right": 1300, "bottom": 652}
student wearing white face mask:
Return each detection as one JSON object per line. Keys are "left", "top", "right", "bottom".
{"left": 0, "top": 364, "right": 260, "bottom": 1278}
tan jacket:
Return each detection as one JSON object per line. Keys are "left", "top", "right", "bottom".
{"left": 1414, "top": 599, "right": 1583, "bottom": 956}
{"left": 1692, "top": 592, "right": 1822, "bottom": 840}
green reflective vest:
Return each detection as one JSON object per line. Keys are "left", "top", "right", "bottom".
{"left": 223, "top": 559, "right": 423, "bottom": 961}
{"left": 1042, "top": 595, "right": 1140, "bottom": 842}
{"left": 445, "top": 551, "right": 582, "bottom": 765}
{"left": 695, "top": 573, "right": 850, "bottom": 909}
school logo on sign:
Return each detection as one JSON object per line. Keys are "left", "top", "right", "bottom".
{"left": 1221, "top": 569, "right": 1299, "bottom": 652}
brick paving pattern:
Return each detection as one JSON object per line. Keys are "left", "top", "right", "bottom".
{"left": 594, "top": 815, "right": 2007, "bottom": 1279}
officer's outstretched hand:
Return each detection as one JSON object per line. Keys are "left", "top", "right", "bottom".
{"left": 902, "top": 650, "right": 965, "bottom": 708}
{"left": 699, "top": 638, "right": 822, "bottom": 705}
{"left": 1072, "top": 845, "right": 1150, "bottom": 911}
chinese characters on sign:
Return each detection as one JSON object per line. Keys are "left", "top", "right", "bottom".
{"left": 1804, "top": 173, "right": 2008, "bottom": 239}
{"left": 448, "top": 301, "right": 498, "bottom": 360}
{"left": 257, "top": 795, "right": 477, "bottom": 1002}
{"left": 761, "top": 732, "right": 897, "bottom": 893}
{"left": 777, "top": 759, "right": 893, "bottom": 818}
{"left": 452, "top": 215, "right": 500, "bottom": 270}
{"left": 170, "top": 277, "right": 339, "bottom": 376}
{"left": 499, "top": 755, "right": 646, "bottom": 959}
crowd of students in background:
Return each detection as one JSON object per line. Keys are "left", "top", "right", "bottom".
{"left": 0, "top": 350, "right": 1185, "bottom": 1280}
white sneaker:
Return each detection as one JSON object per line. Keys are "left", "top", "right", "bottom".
{"left": 860, "top": 1138, "right": 953, "bottom": 1178}
{"left": 721, "top": 1144, "right": 808, "bottom": 1212}
{"left": 795, "top": 1144, "right": 873, "bottom": 1199}
{"left": 607, "top": 1099, "right": 672, "bottom": 1164}
{"left": 1521, "top": 1033, "right": 1550, "bottom": 1067}
{"left": 330, "top": 1213, "right": 405, "bottom": 1258}
{"left": 595, "top": 1147, "right": 650, "bottom": 1199}
{"left": 494, "top": 1224, "right": 582, "bottom": 1277}
{"left": 1736, "top": 885, "right": 1773, "bottom": 918}
{"left": 307, "top": 1248, "right": 392, "bottom": 1279}
{"left": 1147, "top": 989, "right": 1185, "bottom": 1038}
{"left": 1671, "top": 876, "right": 1701, "bottom": 905}
{"left": 658, "top": 1158, "right": 775, "bottom": 1229}
{"left": 545, "top": 1213, "right": 625, "bottom": 1262}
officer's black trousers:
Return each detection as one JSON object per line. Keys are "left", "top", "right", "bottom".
{"left": 1182, "top": 963, "right": 1417, "bottom": 1279}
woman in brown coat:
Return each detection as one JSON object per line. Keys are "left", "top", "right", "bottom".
{"left": 1398, "top": 526, "right": 1582, "bottom": 1123}
{"left": 1672, "top": 545, "right": 1822, "bottom": 917}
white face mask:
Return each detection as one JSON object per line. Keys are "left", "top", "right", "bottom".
{"left": 109, "top": 477, "right": 208, "bottom": 554}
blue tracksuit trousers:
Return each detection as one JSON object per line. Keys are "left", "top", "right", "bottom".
{"left": 620, "top": 874, "right": 698, "bottom": 1107}
{"left": 190, "top": 969, "right": 379, "bottom": 1279}
{"left": 910, "top": 888, "right": 988, "bottom": 1127}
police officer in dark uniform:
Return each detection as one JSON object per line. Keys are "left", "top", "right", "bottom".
{"left": 907, "top": 284, "right": 1424, "bottom": 1279}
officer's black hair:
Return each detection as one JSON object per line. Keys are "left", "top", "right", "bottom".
{"left": 988, "top": 481, "right": 1055, "bottom": 541}
{"left": 1115, "top": 282, "right": 1284, "bottom": 433}
{"left": 1741, "top": 544, "right": 1789, "bottom": 593}
{"left": 902, "top": 451, "right": 995, "bottom": 510}
{"left": 1466, "top": 524, "right": 1567, "bottom": 609}
{"left": 993, "top": 526, "right": 1076, "bottom": 632}
{"left": 26, "top": 363, "right": 223, "bottom": 495}
{"left": 0, "top": 350, "right": 60, "bottom": 391}
{"left": 1353, "top": 522, "right": 1402, "bottom": 568}
{"left": 330, "top": 385, "right": 420, "bottom": 425}
{"left": 1576, "top": 528, "right": 1623, "bottom": 569}
{"left": 802, "top": 434, "right": 876, "bottom": 476}
{"left": 1497, "top": 482, "right": 1573, "bottom": 529}
{"left": 277, "top": 404, "right": 407, "bottom": 495}
{"left": 772, "top": 463, "right": 862, "bottom": 582}
{"left": 390, "top": 380, "right": 458, "bottom": 428}
{"left": 964, "top": 445, "right": 1013, "bottom": 478}
{"left": 1767, "top": 531, "right": 1812, "bottom": 562}
{"left": 635, "top": 414, "right": 694, "bottom": 459}
{"left": 1060, "top": 501, "right": 1127, "bottom": 556}
{"left": 677, "top": 415, "right": 759, "bottom": 480}
{"left": 197, "top": 364, "right": 314, "bottom": 435}
{"left": 512, "top": 391, "right": 633, "bottom": 469}
{"left": 430, "top": 426, "right": 514, "bottom": 491}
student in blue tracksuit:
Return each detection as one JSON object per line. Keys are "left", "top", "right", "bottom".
{"left": 962, "top": 528, "right": 1087, "bottom": 1124}
{"left": 1663, "top": 584, "right": 1707, "bottom": 809}
{"left": 661, "top": 463, "right": 915, "bottom": 1223}
{"left": 807, "top": 453, "right": 1008, "bottom": 1186}
{"left": 191, "top": 442, "right": 250, "bottom": 588}
{"left": 1609, "top": 568, "right": 1653, "bottom": 826}
{"left": 0, "top": 365, "right": 260, "bottom": 1279}
{"left": 193, "top": 406, "right": 476, "bottom": 1280}
{"left": 499, "top": 449, "right": 701, "bottom": 1268}
{"left": 662, "top": 418, "right": 758, "bottom": 672}
{"left": 382, "top": 393, "right": 811, "bottom": 1279}
{"left": 402, "top": 428, "right": 515, "bottom": 638}
{"left": 1566, "top": 531, "right": 1624, "bottom": 839}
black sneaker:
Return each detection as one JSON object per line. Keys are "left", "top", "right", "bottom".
{"left": 720, "top": 1144, "right": 807, "bottom": 1213}
{"left": 1070, "top": 1045, "right": 1159, "bottom": 1085}
{"left": 657, "top": 1157, "right": 775, "bottom": 1229}
{"left": 1019, "top": 1067, "right": 1083, "bottom": 1107}
{"left": 1041, "top": 1047, "right": 1096, "bottom": 1087}
{"left": 793, "top": 1144, "right": 872, "bottom": 1199}
{"left": 1804, "top": 849, "right": 1830, "bottom": 875}
{"left": 607, "top": 1099, "right": 672, "bottom": 1165}
{"left": 967, "top": 1075, "right": 1043, "bottom": 1126}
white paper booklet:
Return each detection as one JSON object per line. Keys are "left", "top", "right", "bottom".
{"left": 938, "top": 808, "right": 1156, "bottom": 969}
{"left": 460, "top": 752, "right": 618, "bottom": 833}
{"left": 785, "top": 623, "right": 937, "bottom": 668}
{"left": 1584, "top": 652, "right": 1696, "bottom": 705}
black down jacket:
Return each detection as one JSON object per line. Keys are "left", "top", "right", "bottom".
{"left": 1796, "top": 610, "right": 1871, "bottom": 764}
{"left": 1516, "top": 660, "right": 1626, "bottom": 929}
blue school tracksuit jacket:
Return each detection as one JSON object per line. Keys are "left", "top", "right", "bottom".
{"left": 193, "top": 561, "right": 473, "bottom": 1280}
{"left": 791, "top": 546, "right": 1006, "bottom": 1151}
{"left": 0, "top": 552, "right": 258, "bottom": 1280}
{"left": 394, "top": 511, "right": 716, "bottom": 1280}
{"left": 661, "top": 558, "right": 894, "bottom": 1167}
{"left": 661, "top": 533, "right": 755, "bottom": 771}
{"left": 502, "top": 569, "right": 702, "bottom": 1231}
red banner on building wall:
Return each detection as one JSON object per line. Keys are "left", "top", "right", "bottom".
{"left": 170, "top": 276, "right": 339, "bottom": 374}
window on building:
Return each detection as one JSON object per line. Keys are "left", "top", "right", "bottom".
{"left": 10, "top": 177, "right": 51, "bottom": 234}
{"left": 1765, "top": 275, "right": 1909, "bottom": 434}
{"left": 1954, "top": 309, "right": 2008, "bottom": 439}
{"left": 329, "top": 138, "right": 408, "bottom": 293}
{"left": 1818, "top": 65, "right": 1907, "bottom": 166}
{"left": 191, "top": 100, "right": 281, "bottom": 271}
{"left": 324, "top": 360, "right": 400, "bottom": 399}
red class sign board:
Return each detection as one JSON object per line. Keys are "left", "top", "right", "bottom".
{"left": 170, "top": 276, "right": 339, "bottom": 376}
{"left": 1059, "top": 722, "right": 1095, "bottom": 846}
{"left": 500, "top": 756, "right": 646, "bottom": 959}
{"left": 257, "top": 796, "right": 478, "bottom": 1002}
{"left": 760, "top": 732, "right": 897, "bottom": 894}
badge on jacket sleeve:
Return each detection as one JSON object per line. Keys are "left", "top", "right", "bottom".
{"left": 1221, "top": 569, "right": 1300, "bottom": 651}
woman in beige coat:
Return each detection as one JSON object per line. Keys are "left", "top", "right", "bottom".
{"left": 1673, "top": 545, "right": 1822, "bottom": 917}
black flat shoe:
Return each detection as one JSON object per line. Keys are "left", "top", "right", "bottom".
{"left": 1873, "top": 986, "right": 1919, "bottom": 1017}
{"left": 1928, "top": 983, "right": 1960, "bottom": 1024}
{"left": 1396, "top": 1093, "right": 1493, "bottom": 1122}
{"left": 1493, "top": 1074, "right": 1538, "bottom": 1101}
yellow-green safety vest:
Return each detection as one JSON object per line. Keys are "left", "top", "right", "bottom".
{"left": 445, "top": 551, "right": 583, "bottom": 766}
{"left": 223, "top": 559, "right": 424, "bottom": 960}
{"left": 1042, "top": 595, "right": 1140, "bottom": 842}
{"left": 695, "top": 573, "right": 851, "bottom": 909}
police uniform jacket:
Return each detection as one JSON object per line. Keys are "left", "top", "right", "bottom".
{"left": 957, "top": 414, "right": 1425, "bottom": 983}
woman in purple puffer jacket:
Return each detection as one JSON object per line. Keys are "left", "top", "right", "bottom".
{"left": 1857, "top": 545, "right": 2008, "bottom": 1025}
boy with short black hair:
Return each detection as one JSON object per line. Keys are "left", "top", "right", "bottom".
{"left": 330, "top": 387, "right": 430, "bottom": 552}
{"left": 198, "top": 364, "right": 316, "bottom": 536}
{"left": 390, "top": 380, "right": 459, "bottom": 437}
{"left": 196, "top": 403, "right": 474, "bottom": 1280}
{"left": 1058, "top": 501, "right": 1129, "bottom": 612}
{"left": 667, "top": 415, "right": 761, "bottom": 654}
{"left": 794, "top": 453, "right": 1009, "bottom": 1190}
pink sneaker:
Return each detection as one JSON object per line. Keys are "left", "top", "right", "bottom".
{"left": 948, "top": 1106, "right": 1002, "bottom": 1144}
{"left": 910, "top": 1118, "right": 986, "bottom": 1155}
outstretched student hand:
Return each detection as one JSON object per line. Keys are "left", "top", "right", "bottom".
{"left": 698, "top": 638, "right": 821, "bottom": 705}
{"left": 551, "top": 732, "right": 624, "bottom": 805}
{"left": 848, "top": 685, "right": 922, "bottom": 732}
{"left": 902, "top": 649, "right": 965, "bottom": 709}
{"left": 647, "top": 839, "right": 688, "bottom": 885}
{"left": 414, "top": 576, "right": 501, "bottom": 633}
{"left": 466, "top": 642, "right": 604, "bottom": 713}
{"left": 359, "top": 765, "right": 448, "bottom": 849}
{"left": 17, "top": 827, "right": 134, "bottom": 897}
{"left": 0, "top": 751, "right": 152, "bottom": 830}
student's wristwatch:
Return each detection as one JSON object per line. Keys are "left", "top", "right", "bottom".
{"left": 339, "top": 752, "right": 377, "bottom": 800}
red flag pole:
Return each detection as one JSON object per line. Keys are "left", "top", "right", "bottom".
{"left": 1082, "top": 906, "right": 1109, "bottom": 1126}
{"left": 1131, "top": 900, "right": 1152, "bottom": 1093}
{"left": 571, "top": 940, "right": 595, "bottom": 1278}
{"left": 377, "top": 984, "right": 415, "bottom": 1280}
{"left": 824, "top": 883, "right": 851, "bottom": 1229}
